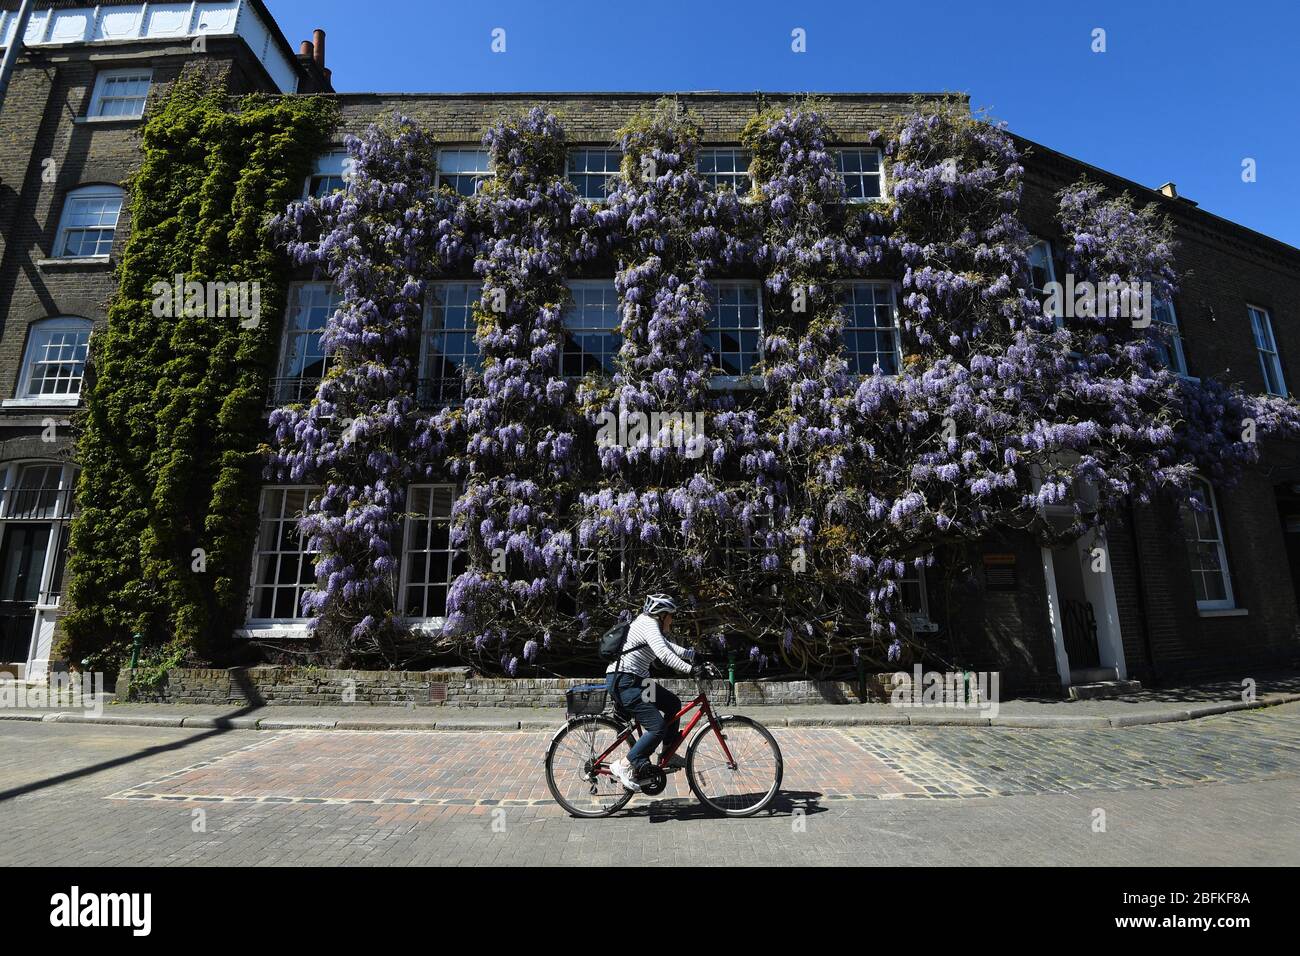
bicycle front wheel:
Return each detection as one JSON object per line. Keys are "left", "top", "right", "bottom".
{"left": 545, "top": 716, "right": 636, "bottom": 818}
{"left": 686, "top": 714, "right": 783, "bottom": 817}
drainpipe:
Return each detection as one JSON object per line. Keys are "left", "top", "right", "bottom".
{"left": 0, "top": 0, "right": 34, "bottom": 114}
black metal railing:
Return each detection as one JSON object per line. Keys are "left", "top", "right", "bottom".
{"left": 0, "top": 486, "right": 74, "bottom": 521}
{"left": 267, "top": 377, "right": 322, "bottom": 408}
{"left": 266, "top": 376, "right": 472, "bottom": 411}
{"left": 417, "top": 376, "right": 470, "bottom": 409}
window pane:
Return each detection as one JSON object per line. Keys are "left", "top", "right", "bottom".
{"left": 838, "top": 283, "right": 899, "bottom": 375}
{"left": 422, "top": 283, "right": 482, "bottom": 405}
{"left": 22, "top": 321, "right": 91, "bottom": 399}
{"left": 274, "top": 285, "right": 339, "bottom": 404}
{"left": 1182, "top": 481, "right": 1233, "bottom": 608}
{"left": 58, "top": 192, "right": 122, "bottom": 258}
{"left": 568, "top": 149, "right": 623, "bottom": 200}
{"left": 249, "top": 487, "right": 319, "bottom": 621}
{"left": 707, "top": 282, "right": 762, "bottom": 374}
{"left": 402, "top": 485, "right": 458, "bottom": 619}
{"left": 438, "top": 149, "right": 492, "bottom": 196}
{"left": 92, "top": 69, "right": 152, "bottom": 119}
{"left": 836, "top": 149, "right": 882, "bottom": 200}
{"left": 562, "top": 281, "right": 620, "bottom": 377}
{"left": 697, "top": 148, "right": 752, "bottom": 193}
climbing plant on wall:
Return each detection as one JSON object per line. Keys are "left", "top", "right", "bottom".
{"left": 74, "top": 88, "right": 1300, "bottom": 679}
{"left": 60, "top": 69, "right": 337, "bottom": 678}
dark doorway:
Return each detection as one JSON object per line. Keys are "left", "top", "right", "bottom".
{"left": 0, "top": 524, "right": 50, "bottom": 663}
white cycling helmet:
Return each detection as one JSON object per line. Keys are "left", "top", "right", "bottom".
{"left": 642, "top": 593, "right": 679, "bottom": 616}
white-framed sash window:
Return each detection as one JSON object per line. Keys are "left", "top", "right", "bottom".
{"left": 561, "top": 281, "right": 620, "bottom": 377}
{"left": 87, "top": 68, "right": 152, "bottom": 120}
{"left": 1249, "top": 304, "right": 1286, "bottom": 396}
{"left": 707, "top": 280, "right": 763, "bottom": 376}
{"left": 1181, "top": 478, "right": 1235, "bottom": 611}
{"left": 54, "top": 186, "right": 123, "bottom": 258}
{"left": 400, "top": 485, "right": 462, "bottom": 621}
{"left": 10, "top": 317, "right": 92, "bottom": 406}
{"left": 697, "top": 148, "right": 752, "bottom": 193}
{"left": 836, "top": 148, "right": 884, "bottom": 201}
{"left": 567, "top": 148, "right": 623, "bottom": 202}
{"left": 247, "top": 487, "right": 319, "bottom": 623}
{"left": 436, "top": 148, "right": 492, "bottom": 196}
{"left": 838, "top": 282, "right": 901, "bottom": 375}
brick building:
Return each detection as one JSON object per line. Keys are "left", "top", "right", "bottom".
{"left": 0, "top": 0, "right": 330, "bottom": 678}
{"left": 1, "top": 1, "right": 1297, "bottom": 693}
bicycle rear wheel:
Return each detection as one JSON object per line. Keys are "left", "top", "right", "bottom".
{"left": 545, "top": 715, "right": 636, "bottom": 818}
{"left": 685, "top": 714, "right": 783, "bottom": 817}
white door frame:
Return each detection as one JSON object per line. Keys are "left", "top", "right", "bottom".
{"left": 0, "top": 461, "right": 76, "bottom": 681}
{"left": 1041, "top": 531, "right": 1127, "bottom": 685}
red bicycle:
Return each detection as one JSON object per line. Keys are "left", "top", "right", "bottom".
{"left": 544, "top": 663, "right": 783, "bottom": 818}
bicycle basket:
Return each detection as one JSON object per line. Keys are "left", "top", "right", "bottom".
{"left": 565, "top": 684, "right": 608, "bottom": 717}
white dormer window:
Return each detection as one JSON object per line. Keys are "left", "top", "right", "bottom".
{"left": 567, "top": 148, "right": 623, "bottom": 202}
{"left": 836, "top": 148, "right": 884, "bottom": 202}
{"left": 87, "top": 68, "right": 152, "bottom": 120}
{"left": 437, "top": 149, "right": 492, "bottom": 196}
{"left": 697, "top": 148, "right": 752, "bottom": 194}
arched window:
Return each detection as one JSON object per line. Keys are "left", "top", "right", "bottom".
{"left": 14, "top": 318, "right": 93, "bottom": 403}
{"left": 54, "top": 185, "right": 124, "bottom": 258}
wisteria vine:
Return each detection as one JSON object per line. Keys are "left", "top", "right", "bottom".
{"left": 268, "top": 98, "right": 1300, "bottom": 675}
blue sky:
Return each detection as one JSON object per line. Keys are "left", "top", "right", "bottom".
{"left": 266, "top": 0, "right": 1300, "bottom": 247}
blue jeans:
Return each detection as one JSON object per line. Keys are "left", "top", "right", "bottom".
{"left": 606, "top": 673, "right": 683, "bottom": 771}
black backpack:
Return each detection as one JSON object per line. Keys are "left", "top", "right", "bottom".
{"left": 597, "top": 621, "right": 632, "bottom": 663}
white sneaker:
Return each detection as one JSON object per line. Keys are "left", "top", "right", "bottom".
{"left": 609, "top": 758, "right": 642, "bottom": 792}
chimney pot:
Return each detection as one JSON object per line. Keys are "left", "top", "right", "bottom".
{"left": 299, "top": 40, "right": 313, "bottom": 57}
{"left": 313, "top": 28, "right": 326, "bottom": 68}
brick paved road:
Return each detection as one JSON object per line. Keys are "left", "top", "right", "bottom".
{"left": 2, "top": 704, "right": 1297, "bottom": 865}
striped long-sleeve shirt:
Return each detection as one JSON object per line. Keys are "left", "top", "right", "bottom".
{"left": 605, "top": 613, "right": 694, "bottom": 678}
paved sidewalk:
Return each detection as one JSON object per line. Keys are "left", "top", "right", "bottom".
{"left": 4, "top": 673, "right": 1298, "bottom": 732}
{"left": 2, "top": 705, "right": 1298, "bottom": 864}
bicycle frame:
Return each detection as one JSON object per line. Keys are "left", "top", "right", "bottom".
{"left": 589, "top": 681, "right": 737, "bottom": 774}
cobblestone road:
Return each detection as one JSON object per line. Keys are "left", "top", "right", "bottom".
{"left": 2, "top": 704, "right": 1297, "bottom": 865}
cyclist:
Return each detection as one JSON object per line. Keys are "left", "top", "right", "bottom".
{"left": 606, "top": 593, "right": 703, "bottom": 792}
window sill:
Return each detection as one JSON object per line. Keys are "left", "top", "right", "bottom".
{"left": 708, "top": 374, "right": 765, "bottom": 391}
{"left": 237, "top": 623, "right": 313, "bottom": 639}
{"left": 75, "top": 115, "right": 144, "bottom": 126}
{"left": 1197, "top": 607, "right": 1248, "bottom": 618}
{"left": 1, "top": 398, "right": 80, "bottom": 409}
{"left": 36, "top": 257, "right": 113, "bottom": 270}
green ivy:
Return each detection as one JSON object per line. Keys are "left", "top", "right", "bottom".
{"left": 59, "top": 68, "right": 338, "bottom": 678}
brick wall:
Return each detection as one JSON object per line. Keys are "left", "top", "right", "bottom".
{"left": 6, "top": 46, "right": 1300, "bottom": 688}
{"left": 121, "top": 665, "right": 915, "bottom": 707}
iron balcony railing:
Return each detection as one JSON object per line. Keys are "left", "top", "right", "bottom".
{"left": 266, "top": 376, "right": 470, "bottom": 410}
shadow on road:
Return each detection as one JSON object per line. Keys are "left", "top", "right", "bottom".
{"left": 0, "top": 671, "right": 271, "bottom": 804}
{"left": 615, "top": 790, "right": 827, "bottom": 822}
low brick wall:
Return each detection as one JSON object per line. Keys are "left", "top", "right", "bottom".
{"left": 120, "top": 666, "right": 900, "bottom": 707}
{"left": 122, "top": 667, "right": 471, "bottom": 707}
